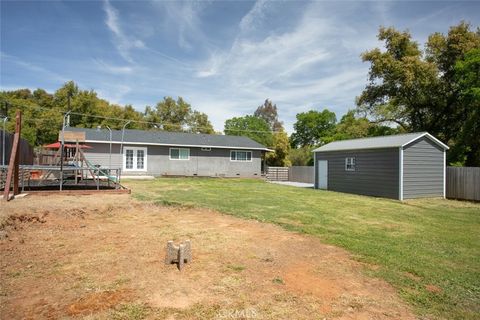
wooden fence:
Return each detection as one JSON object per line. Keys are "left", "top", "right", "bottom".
{"left": 0, "top": 130, "right": 34, "bottom": 166}
{"left": 267, "top": 166, "right": 314, "bottom": 183}
{"left": 446, "top": 166, "right": 480, "bottom": 201}
{"left": 289, "top": 166, "right": 314, "bottom": 183}
{"left": 266, "top": 167, "right": 289, "bottom": 181}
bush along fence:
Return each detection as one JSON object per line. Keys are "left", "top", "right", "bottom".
{"left": 446, "top": 166, "right": 480, "bottom": 201}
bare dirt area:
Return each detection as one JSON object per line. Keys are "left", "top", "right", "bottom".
{"left": 0, "top": 195, "right": 415, "bottom": 319}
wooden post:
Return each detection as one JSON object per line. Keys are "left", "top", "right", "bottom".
{"left": 3, "top": 111, "right": 21, "bottom": 201}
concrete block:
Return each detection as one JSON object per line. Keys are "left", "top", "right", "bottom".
{"left": 165, "top": 240, "right": 191, "bottom": 271}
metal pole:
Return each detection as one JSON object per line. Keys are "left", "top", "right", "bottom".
{"left": 2, "top": 117, "right": 7, "bottom": 166}
{"left": 106, "top": 126, "right": 112, "bottom": 170}
{"left": 59, "top": 111, "right": 71, "bottom": 191}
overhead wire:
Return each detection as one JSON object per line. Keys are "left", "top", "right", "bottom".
{"left": 0, "top": 100, "right": 283, "bottom": 135}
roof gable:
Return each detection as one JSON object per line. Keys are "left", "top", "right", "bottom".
{"left": 313, "top": 132, "right": 449, "bottom": 152}
{"left": 63, "top": 127, "right": 271, "bottom": 151}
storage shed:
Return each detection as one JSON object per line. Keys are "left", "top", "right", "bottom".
{"left": 313, "top": 132, "right": 449, "bottom": 200}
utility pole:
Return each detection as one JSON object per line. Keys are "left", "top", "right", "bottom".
{"left": 59, "top": 94, "right": 72, "bottom": 191}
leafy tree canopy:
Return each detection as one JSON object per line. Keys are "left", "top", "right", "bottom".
{"left": 323, "top": 110, "right": 402, "bottom": 144}
{"left": 0, "top": 82, "right": 215, "bottom": 146}
{"left": 357, "top": 22, "right": 480, "bottom": 165}
{"left": 287, "top": 145, "right": 313, "bottom": 166}
{"left": 224, "top": 115, "right": 273, "bottom": 147}
{"left": 290, "top": 109, "right": 336, "bottom": 148}
{"left": 145, "top": 96, "right": 214, "bottom": 134}
{"left": 266, "top": 130, "right": 291, "bottom": 167}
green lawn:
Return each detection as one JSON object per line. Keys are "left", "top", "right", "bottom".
{"left": 127, "top": 178, "right": 480, "bottom": 320}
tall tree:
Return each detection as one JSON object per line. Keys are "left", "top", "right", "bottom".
{"left": 224, "top": 115, "right": 273, "bottom": 147}
{"left": 357, "top": 22, "right": 480, "bottom": 165}
{"left": 145, "top": 97, "right": 191, "bottom": 131}
{"left": 144, "top": 96, "right": 214, "bottom": 133}
{"left": 187, "top": 110, "right": 215, "bottom": 134}
{"left": 254, "top": 99, "right": 283, "bottom": 131}
{"left": 290, "top": 109, "right": 336, "bottom": 148}
{"left": 453, "top": 48, "right": 480, "bottom": 166}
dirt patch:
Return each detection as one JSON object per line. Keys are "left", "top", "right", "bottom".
{"left": 0, "top": 195, "right": 416, "bottom": 319}
{"left": 284, "top": 262, "right": 340, "bottom": 298}
{"left": 405, "top": 272, "right": 422, "bottom": 282}
{"left": 67, "top": 289, "right": 133, "bottom": 316}
{"left": 425, "top": 284, "right": 442, "bottom": 294}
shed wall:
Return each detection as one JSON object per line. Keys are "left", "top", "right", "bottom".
{"left": 402, "top": 137, "right": 444, "bottom": 199}
{"left": 83, "top": 143, "right": 262, "bottom": 177}
{"left": 314, "top": 148, "right": 400, "bottom": 199}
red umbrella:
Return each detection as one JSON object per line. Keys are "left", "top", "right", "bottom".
{"left": 44, "top": 141, "right": 92, "bottom": 149}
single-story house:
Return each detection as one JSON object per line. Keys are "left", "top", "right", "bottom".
{"left": 62, "top": 127, "right": 270, "bottom": 177}
{"left": 313, "top": 132, "right": 449, "bottom": 200}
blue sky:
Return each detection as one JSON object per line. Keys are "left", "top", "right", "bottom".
{"left": 1, "top": 1, "right": 479, "bottom": 133}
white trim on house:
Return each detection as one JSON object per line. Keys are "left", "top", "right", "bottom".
{"left": 399, "top": 147, "right": 404, "bottom": 201}
{"left": 230, "top": 150, "right": 253, "bottom": 162}
{"left": 123, "top": 146, "right": 148, "bottom": 172}
{"left": 401, "top": 132, "right": 449, "bottom": 150}
{"left": 345, "top": 157, "right": 356, "bottom": 171}
{"left": 169, "top": 147, "right": 190, "bottom": 160}
{"left": 84, "top": 139, "right": 273, "bottom": 152}
{"left": 443, "top": 150, "right": 446, "bottom": 199}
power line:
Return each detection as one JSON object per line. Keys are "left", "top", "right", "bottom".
{"left": 0, "top": 100, "right": 283, "bottom": 135}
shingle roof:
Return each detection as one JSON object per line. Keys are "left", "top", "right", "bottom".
{"left": 313, "top": 132, "right": 449, "bottom": 152}
{"left": 64, "top": 127, "right": 271, "bottom": 151}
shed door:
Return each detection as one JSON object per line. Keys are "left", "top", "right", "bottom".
{"left": 317, "top": 160, "right": 328, "bottom": 189}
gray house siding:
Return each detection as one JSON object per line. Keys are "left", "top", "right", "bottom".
{"left": 315, "top": 148, "right": 400, "bottom": 199}
{"left": 402, "top": 137, "right": 444, "bottom": 199}
{"left": 83, "top": 143, "right": 262, "bottom": 177}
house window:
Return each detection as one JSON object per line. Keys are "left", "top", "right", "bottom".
{"left": 123, "top": 147, "right": 147, "bottom": 171}
{"left": 201, "top": 147, "right": 211, "bottom": 151}
{"left": 230, "top": 150, "right": 252, "bottom": 162}
{"left": 345, "top": 157, "right": 356, "bottom": 171}
{"left": 170, "top": 148, "right": 190, "bottom": 160}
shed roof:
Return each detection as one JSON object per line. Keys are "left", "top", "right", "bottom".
{"left": 63, "top": 127, "right": 271, "bottom": 151}
{"left": 313, "top": 132, "right": 449, "bottom": 152}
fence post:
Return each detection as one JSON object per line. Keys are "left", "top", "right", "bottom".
{"left": 3, "top": 111, "right": 21, "bottom": 201}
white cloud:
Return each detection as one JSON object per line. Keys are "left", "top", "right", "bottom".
{"left": 190, "top": 1, "right": 365, "bottom": 132}
{"left": 156, "top": 1, "right": 211, "bottom": 52}
{"left": 96, "top": 84, "right": 132, "bottom": 105}
{"left": 0, "top": 52, "right": 68, "bottom": 83}
{"left": 94, "top": 59, "right": 134, "bottom": 75}
{"left": 239, "top": 0, "right": 269, "bottom": 33}
{"left": 103, "top": 0, "right": 145, "bottom": 63}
